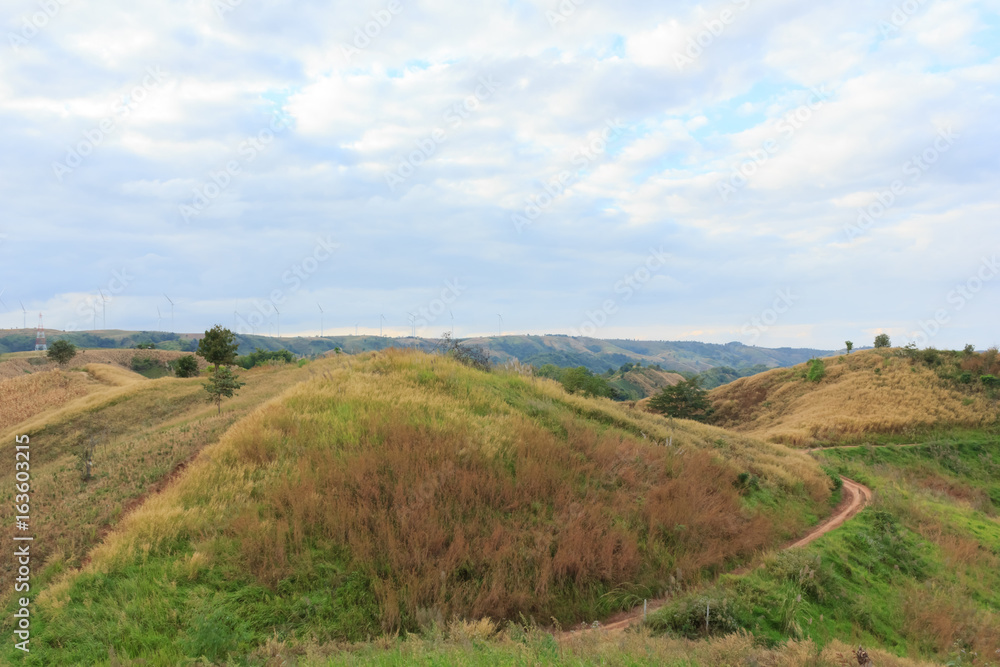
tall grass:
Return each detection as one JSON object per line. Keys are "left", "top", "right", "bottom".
{"left": 14, "top": 349, "right": 833, "bottom": 664}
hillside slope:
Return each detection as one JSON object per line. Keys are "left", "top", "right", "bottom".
{"left": 11, "top": 349, "right": 835, "bottom": 664}
{"left": 710, "top": 349, "right": 1000, "bottom": 446}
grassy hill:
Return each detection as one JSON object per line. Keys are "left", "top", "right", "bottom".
{"left": 2, "top": 349, "right": 834, "bottom": 664}
{"left": 709, "top": 348, "right": 1000, "bottom": 447}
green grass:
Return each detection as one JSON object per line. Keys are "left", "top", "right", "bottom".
{"left": 646, "top": 439, "right": 1000, "bottom": 662}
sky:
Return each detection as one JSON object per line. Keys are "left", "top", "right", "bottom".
{"left": 1, "top": 0, "right": 998, "bottom": 349}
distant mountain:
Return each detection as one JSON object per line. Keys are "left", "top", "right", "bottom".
{"left": 0, "top": 329, "right": 833, "bottom": 375}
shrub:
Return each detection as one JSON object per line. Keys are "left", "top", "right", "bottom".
{"left": 172, "top": 355, "right": 200, "bottom": 378}
{"left": 806, "top": 359, "right": 825, "bottom": 382}
{"left": 648, "top": 378, "right": 714, "bottom": 422}
{"left": 981, "top": 375, "right": 998, "bottom": 388}
{"left": 47, "top": 340, "right": 77, "bottom": 364}
{"left": 874, "top": 333, "right": 891, "bottom": 348}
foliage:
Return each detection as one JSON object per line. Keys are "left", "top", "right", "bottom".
{"left": 135, "top": 341, "right": 157, "bottom": 349}
{"left": 649, "top": 377, "right": 714, "bottom": 422}
{"left": 559, "top": 366, "right": 619, "bottom": 398}
{"left": 874, "top": 333, "right": 891, "bottom": 348}
{"left": 130, "top": 354, "right": 169, "bottom": 378}
{"left": 441, "top": 332, "right": 491, "bottom": 372}
{"left": 197, "top": 325, "right": 240, "bottom": 370}
{"left": 236, "top": 347, "right": 294, "bottom": 369}
{"left": 203, "top": 365, "right": 246, "bottom": 414}
{"left": 172, "top": 355, "right": 200, "bottom": 378}
{"left": 806, "top": 358, "right": 826, "bottom": 382}
{"left": 47, "top": 339, "right": 77, "bottom": 364}
{"left": 845, "top": 341, "right": 853, "bottom": 354}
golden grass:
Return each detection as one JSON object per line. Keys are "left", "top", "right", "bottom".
{"left": 0, "top": 361, "right": 310, "bottom": 600}
{"left": 0, "top": 369, "right": 98, "bottom": 432}
{"left": 40, "top": 350, "right": 833, "bottom": 633}
{"left": 710, "top": 350, "right": 999, "bottom": 446}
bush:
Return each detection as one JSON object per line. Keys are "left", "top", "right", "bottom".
{"left": 237, "top": 347, "right": 294, "bottom": 369}
{"left": 172, "top": 355, "right": 200, "bottom": 378}
{"left": 920, "top": 347, "right": 941, "bottom": 366}
{"left": 648, "top": 378, "right": 714, "bottom": 422}
{"left": 47, "top": 340, "right": 77, "bottom": 364}
{"left": 874, "top": 333, "right": 891, "bottom": 348}
{"left": 981, "top": 375, "right": 998, "bottom": 388}
{"left": 806, "top": 358, "right": 825, "bottom": 382}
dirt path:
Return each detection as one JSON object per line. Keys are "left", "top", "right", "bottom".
{"left": 559, "top": 474, "right": 873, "bottom": 637}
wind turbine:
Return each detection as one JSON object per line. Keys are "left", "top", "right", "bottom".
{"left": 99, "top": 289, "right": 109, "bottom": 329}
{"left": 157, "top": 306, "right": 163, "bottom": 331}
{"left": 317, "top": 303, "right": 324, "bottom": 337}
{"left": 19, "top": 301, "right": 26, "bottom": 329}
{"left": 408, "top": 313, "right": 416, "bottom": 337}
{"left": 497, "top": 314, "right": 503, "bottom": 337}
{"left": 163, "top": 294, "right": 174, "bottom": 332}
{"left": 380, "top": 314, "right": 386, "bottom": 337}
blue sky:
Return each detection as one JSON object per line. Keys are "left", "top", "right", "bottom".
{"left": 1, "top": 0, "right": 998, "bottom": 349}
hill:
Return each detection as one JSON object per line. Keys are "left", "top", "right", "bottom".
{"left": 709, "top": 348, "right": 1000, "bottom": 447}
{"left": 0, "top": 329, "right": 834, "bottom": 376}
{"left": 4, "top": 349, "right": 834, "bottom": 664}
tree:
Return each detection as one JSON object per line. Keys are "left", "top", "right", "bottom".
{"left": 873, "top": 333, "right": 891, "bottom": 349}
{"left": 47, "top": 340, "right": 77, "bottom": 364}
{"left": 204, "top": 366, "right": 246, "bottom": 414}
{"left": 964, "top": 344, "right": 976, "bottom": 355}
{"left": 648, "top": 377, "right": 714, "bottom": 422}
{"left": 845, "top": 341, "right": 853, "bottom": 354}
{"left": 559, "top": 366, "right": 617, "bottom": 398}
{"left": 173, "top": 355, "right": 200, "bottom": 378}
{"left": 197, "top": 325, "right": 239, "bottom": 371}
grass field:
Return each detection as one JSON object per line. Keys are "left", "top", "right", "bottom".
{"left": 2, "top": 349, "right": 835, "bottom": 665}
{"left": 645, "top": 440, "right": 1000, "bottom": 664}
{"left": 710, "top": 348, "right": 1000, "bottom": 446}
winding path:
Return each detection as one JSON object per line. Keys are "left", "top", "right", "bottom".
{"left": 560, "top": 473, "right": 873, "bottom": 637}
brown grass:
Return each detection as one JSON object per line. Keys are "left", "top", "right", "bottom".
{"left": 710, "top": 350, "right": 999, "bottom": 446}
{"left": 46, "top": 349, "right": 833, "bottom": 633}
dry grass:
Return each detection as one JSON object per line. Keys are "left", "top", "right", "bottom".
{"left": 41, "top": 349, "right": 832, "bottom": 637}
{"left": 0, "top": 361, "right": 310, "bottom": 600}
{"left": 710, "top": 350, "right": 999, "bottom": 446}
{"left": 252, "top": 626, "right": 943, "bottom": 666}
{"left": 0, "top": 369, "right": 99, "bottom": 431}
{"left": 0, "top": 348, "right": 205, "bottom": 380}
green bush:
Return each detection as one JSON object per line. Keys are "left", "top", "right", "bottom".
{"left": 806, "top": 358, "right": 825, "bottom": 382}
{"left": 874, "top": 333, "right": 891, "bottom": 348}
{"left": 172, "top": 355, "right": 200, "bottom": 378}
{"left": 236, "top": 347, "right": 294, "bottom": 369}
{"left": 981, "top": 375, "right": 998, "bottom": 388}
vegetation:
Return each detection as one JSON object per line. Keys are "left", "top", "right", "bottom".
{"left": 711, "top": 348, "right": 1000, "bottom": 447}
{"left": 236, "top": 347, "right": 294, "bottom": 369}
{"left": 648, "top": 441, "right": 1000, "bottom": 663}
{"left": 648, "top": 377, "right": 714, "bottom": 422}
{"left": 537, "top": 363, "right": 620, "bottom": 398}
{"left": 171, "top": 354, "right": 200, "bottom": 378}
{"left": 7, "top": 350, "right": 832, "bottom": 664}
{"left": 47, "top": 339, "right": 77, "bottom": 364}
{"left": 197, "top": 325, "right": 239, "bottom": 371}
{"left": 845, "top": 341, "right": 853, "bottom": 354}
{"left": 204, "top": 365, "right": 246, "bottom": 414}
{"left": 129, "top": 354, "right": 169, "bottom": 379}
{"left": 874, "top": 333, "right": 891, "bottom": 349}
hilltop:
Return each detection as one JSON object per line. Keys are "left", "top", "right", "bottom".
{"left": 709, "top": 347, "right": 1000, "bottom": 447}
{"left": 3, "top": 349, "right": 833, "bottom": 664}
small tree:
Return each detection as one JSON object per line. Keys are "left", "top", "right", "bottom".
{"left": 48, "top": 339, "right": 77, "bottom": 364}
{"left": 845, "top": 341, "right": 853, "bottom": 354}
{"left": 197, "top": 325, "right": 240, "bottom": 371}
{"left": 648, "top": 377, "right": 714, "bottom": 422}
{"left": 874, "top": 333, "right": 891, "bottom": 349}
{"left": 173, "top": 354, "right": 200, "bottom": 378}
{"left": 204, "top": 366, "right": 246, "bottom": 414}
{"left": 963, "top": 344, "right": 976, "bottom": 355}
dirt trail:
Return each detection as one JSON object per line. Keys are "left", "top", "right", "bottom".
{"left": 559, "top": 474, "right": 873, "bottom": 637}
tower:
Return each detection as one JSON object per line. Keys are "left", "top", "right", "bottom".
{"left": 35, "top": 313, "right": 47, "bottom": 351}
